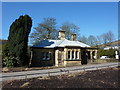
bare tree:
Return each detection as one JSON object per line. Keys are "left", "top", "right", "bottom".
{"left": 106, "top": 30, "right": 115, "bottom": 43}
{"left": 78, "top": 35, "right": 88, "bottom": 44}
{"left": 60, "top": 22, "right": 80, "bottom": 40}
{"left": 96, "top": 35, "right": 102, "bottom": 45}
{"left": 101, "top": 33, "right": 108, "bottom": 45}
{"left": 87, "top": 35, "right": 97, "bottom": 46}
{"left": 101, "top": 30, "right": 115, "bottom": 47}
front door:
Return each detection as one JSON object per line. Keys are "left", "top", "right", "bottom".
{"left": 81, "top": 50, "right": 88, "bottom": 65}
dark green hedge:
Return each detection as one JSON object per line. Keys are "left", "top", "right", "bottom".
{"left": 98, "top": 49, "right": 117, "bottom": 58}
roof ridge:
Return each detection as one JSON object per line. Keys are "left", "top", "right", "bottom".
{"left": 57, "top": 39, "right": 66, "bottom": 47}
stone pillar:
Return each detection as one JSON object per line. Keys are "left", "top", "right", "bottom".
{"left": 90, "top": 51, "right": 93, "bottom": 60}
{"left": 74, "top": 50, "right": 76, "bottom": 59}
{"left": 78, "top": 49, "right": 80, "bottom": 60}
{"left": 55, "top": 50, "right": 59, "bottom": 67}
{"left": 70, "top": 50, "right": 72, "bottom": 60}
{"left": 115, "top": 51, "right": 119, "bottom": 59}
{"left": 64, "top": 48, "right": 67, "bottom": 60}
{"left": 64, "top": 48, "right": 67, "bottom": 66}
{"left": 95, "top": 50, "right": 98, "bottom": 59}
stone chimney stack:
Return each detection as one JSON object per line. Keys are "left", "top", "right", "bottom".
{"left": 58, "top": 30, "right": 66, "bottom": 40}
{"left": 71, "top": 33, "right": 76, "bottom": 41}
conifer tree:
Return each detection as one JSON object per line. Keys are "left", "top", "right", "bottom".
{"left": 7, "top": 15, "right": 32, "bottom": 66}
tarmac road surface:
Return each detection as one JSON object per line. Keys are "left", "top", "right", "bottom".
{"left": 1, "top": 62, "right": 119, "bottom": 82}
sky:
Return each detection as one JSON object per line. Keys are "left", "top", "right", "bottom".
{"left": 2, "top": 2, "right": 118, "bottom": 45}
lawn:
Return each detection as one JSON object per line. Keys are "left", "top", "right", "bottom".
{"left": 2, "top": 67, "right": 119, "bottom": 89}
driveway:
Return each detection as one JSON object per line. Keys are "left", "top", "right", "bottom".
{"left": 1, "top": 62, "right": 119, "bottom": 81}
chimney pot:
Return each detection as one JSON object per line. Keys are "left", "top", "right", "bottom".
{"left": 71, "top": 33, "right": 76, "bottom": 41}
{"left": 59, "top": 30, "right": 66, "bottom": 40}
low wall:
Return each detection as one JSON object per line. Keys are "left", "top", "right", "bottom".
{"left": 64, "top": 60, "right": 81, "bottom": 66}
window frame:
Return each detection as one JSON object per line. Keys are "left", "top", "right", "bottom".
{"left": 42, "top": 52, "right": 51, "bottom": 60}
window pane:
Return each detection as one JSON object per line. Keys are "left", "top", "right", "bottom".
{"left": 72, "top": 51, "right": 74, "bottom": 59}
{"left": 46, "top": 52, "right": 50, "bottom": 60}
{"left": 68, "top": 51, "right": 70, "bottom": 59}
{"left": 43, "top": 52, "right": 46, "bottom": 60}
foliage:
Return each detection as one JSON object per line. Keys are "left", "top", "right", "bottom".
{"left": 2, "top": 56, "right": 15, "bottom": 68}
{"left": 30, "top": 17, "right": 58, "bottom": 44}
{"left": 2, "top": 43, "right": 9, "bottom": 58}
{"left": 6, "top": 15, "right": 32, "bottom": 67}
{"left": 98, "top": 49, "right": 116, "bottom": 58}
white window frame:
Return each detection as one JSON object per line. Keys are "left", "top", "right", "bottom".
{"left": 42, "top": 52, "right": 51, "bottom": 60}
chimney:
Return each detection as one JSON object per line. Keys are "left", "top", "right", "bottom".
{"left": 58, "top": 30, "right": 66, "bottom": 40}
{"left": 71, "top": 33, "right": 76, "bottom": 41}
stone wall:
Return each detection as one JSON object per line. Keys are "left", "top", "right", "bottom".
{"left": 86, "top": 49, "right": 98, "bottom": 60}
{"left": 31, "top": 48, "right": 55, "bottom": 67}
{"left": 31, "top": 47, "right": 98, "bottom": 67}
{"left": 64, "top": 60, "right": 81, "bottom": 66}
{"left": 55, "top": 47, "right": 81, "bottom": 66}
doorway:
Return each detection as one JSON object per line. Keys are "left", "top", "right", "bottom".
{"left": 81, "top": 50, "right": 88, "bottom": 65}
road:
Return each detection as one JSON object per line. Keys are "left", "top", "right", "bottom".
{"left": 1, "top": 62, "right": 119, "bottom": 81}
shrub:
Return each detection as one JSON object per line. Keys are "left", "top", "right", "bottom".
{"left": 98, "top": 49, "right": 117, "bottom": 58}
{"left": 3, "top": 56, "right": 14, "bottom": 68}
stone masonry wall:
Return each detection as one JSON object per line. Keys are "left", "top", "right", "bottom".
{"left": 31, "top": 48, "right": 55, "bottom": 67}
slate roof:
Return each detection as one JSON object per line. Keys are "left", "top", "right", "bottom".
{"left": 32, "top": 39, "right": 90, "bottom": 48}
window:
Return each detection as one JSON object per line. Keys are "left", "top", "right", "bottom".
{"left": 68, "top": 51, "right": 70, "bottom": 59}
{"left": 42, "top": 52, "right": 51, "bottom": 60}
{"left": 43, "top": 52, "right": 46, "bottom": 60}
{"left": 72, "top": 51, "right": 74, "bottom": 59}
{"left": 46, "top": 52, "right": 49, "bottom": 60}
{"left": 47, "top": 52, "right": 51, "bottom": 60}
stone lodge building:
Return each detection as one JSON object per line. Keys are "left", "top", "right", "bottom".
{"left": 30, "top": 30, "right": 98, "bottom": 67}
